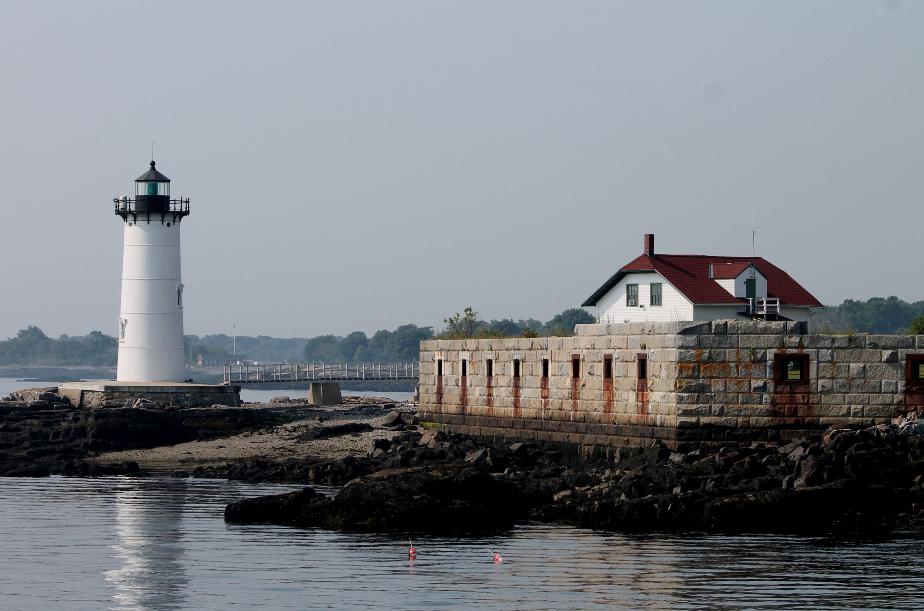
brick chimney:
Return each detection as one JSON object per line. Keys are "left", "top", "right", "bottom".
{"left": 643, "top": 233, "right": 655, "bottom": 256}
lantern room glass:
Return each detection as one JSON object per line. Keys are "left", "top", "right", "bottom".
{"left": 136, "top": 181, "right": 170, "bottom": 196}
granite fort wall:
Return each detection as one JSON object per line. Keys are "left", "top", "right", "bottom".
{"left": 418, "top": 321, "right": 924, "bottom": 450}
{"left": 419, "top": 322, "right": 687, "bottom": 448}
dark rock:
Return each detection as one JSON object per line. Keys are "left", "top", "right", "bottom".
{"left": 226, "top": 467, "right": 528, "bottom": 533}
{"left": 419, "top": 429, "right": 445, "bottom": 448}
{"left": 381, "top": 411, "right": 414, "bottom": 428}
{"left": 303, "top": 422, "right": 373, "bottom": 440}
{"left": 368, "top": 438, "right": 392, "bottom": 455}
{"left": 225, "top": 487, "right": 325, "bottom": 524}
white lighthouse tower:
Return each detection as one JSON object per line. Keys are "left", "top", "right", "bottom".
{"left": 113, "top": 161, "right": 190, "bottom": 382}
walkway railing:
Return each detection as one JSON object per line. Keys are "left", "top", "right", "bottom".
{"left": 223, "top": 362, "right": 420, "bottom": 384}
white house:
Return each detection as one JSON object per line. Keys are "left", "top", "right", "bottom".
{"left": 582, "top": 234, "right": 822, "bottom": 323}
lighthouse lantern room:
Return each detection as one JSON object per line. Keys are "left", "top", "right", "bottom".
{"left": 113, "top": 161, "right": 191, "bottom": 382}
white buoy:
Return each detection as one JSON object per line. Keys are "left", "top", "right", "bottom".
{"left": 114, "top": 161, "right": 189, "bottom": 382}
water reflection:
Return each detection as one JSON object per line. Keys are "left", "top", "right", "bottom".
{"left": 104, "top": 481, "right": 189, "bottom": 610}
{"left": 1, "top": 477, "right": 923, "bottom": 609}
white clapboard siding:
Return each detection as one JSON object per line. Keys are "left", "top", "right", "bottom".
{"left": 593, "top": 272, "right": 694, "bottom": 323}
{"left": 693, "top": 305, "right": 746, "bottom": 321}
{"left": 780, "top": 307, "right": 811, "bottom": 323}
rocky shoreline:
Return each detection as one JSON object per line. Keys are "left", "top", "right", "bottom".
{"left": 3, "top": 387, "right": 924, "bottom": 537}
{"left": 0, "top": 388, "right": 328, "bottom": 476}
{"left": 224, "top": 415, "right": 924, "bottom": 537}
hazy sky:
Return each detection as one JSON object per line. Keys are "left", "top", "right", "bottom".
{"left": 1, "top": 1, "right": 921, "bottom": 340}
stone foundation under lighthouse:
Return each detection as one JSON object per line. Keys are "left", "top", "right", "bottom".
{"left": 114, "top": 161, "right": 189, "bottom": 382}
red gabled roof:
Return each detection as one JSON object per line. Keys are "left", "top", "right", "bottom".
{"left": 710, "top": 260, "right": 752, "bottom": 279}
{"left": 582, "top": 253, "right": 822, "bottom": 308}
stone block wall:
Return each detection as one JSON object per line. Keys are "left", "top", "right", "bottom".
{"left": 58, "top": 384, "right": 241, "bottom": 408}
{"left": 418, "top": 321, "right": 924, "bottom": 450}
{"left": 419, "top": 322, "right": 689, "bottom": 448}
{"left": 672, "top": 321, "right": 924, "bottom": 446}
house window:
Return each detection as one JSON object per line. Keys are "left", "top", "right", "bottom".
{"left": 437, "top": 359, "right": 443, "bottom": 377}
{"left": 177, "top": 283, "right": 184, "bottom": 308}
{"left": 571, "top": 355, "right": 581, "bottom": 379}
{"left": 650, "top": 283, "right": 662, "bottom": 306}
{"left": 775, "top": 353, "right": 809, "bottom": 383}
{"left": 118, "top": 317, "right": 127, "bottom": 342}
{"left": 603, "top": 355, "right": 613, "bottom": 380}
{"left": 542, "top": 358, "right": 550, "bottom": 379}
{"left": 461, "top": 359, "right": 468, "bottom": 377}
{"left": 626, "top": 284, "right": 639, "bottom": 307}
{"left": 485, "top": 358, "right": 493, "bottom": 377}
{"left": 513, "top": 359, "right": 521, "bottom": 379}
{"left": 637, "top": 354, "right": 648, "bottom": 380}
{"left": 907, "top": 355, "right": 924, "bottom": 384}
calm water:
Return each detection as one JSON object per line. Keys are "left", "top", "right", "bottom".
{"left": 0, "top": 378, "right": 413, "bottom": 404}
{"left": 0, "top": 477, "right": 922, "bottom": 610}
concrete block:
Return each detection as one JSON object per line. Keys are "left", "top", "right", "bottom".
{"left": 830, "top": 335, "right": 851, "bottom": 348}
{"left": 804, "top": 335, "right": 835, "bottom": 349}
{"left": 698, "top": 335, "right": 738, "bottom": 349}
{"left": 783, "top": 335, "right": 806, "bottom": 349}
{"left": 309, "top": 382, "right": 343, "bottom": 406}
{"left": 867, "top": 335, "right": 914, "bottom": 349}
{"left": 866, "top": 363, "right": 900, "bottom": 380}
{"left": 739, "top": 335, "right": 784, "bottom": 349}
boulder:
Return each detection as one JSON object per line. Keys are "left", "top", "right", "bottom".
{"left": 304, "top": 422, "right": 373, "bottom": 440}
{"left": 226, "top": 467, "right": 529, "bottom": 532}
{"left": 419, "top": 429, "right": 445, "bottom": 448}
{"left": 369, "top": 438, "right": 392, "bottom": 456}
{"left": 381, "top": 411, "right": 414, "bottom": 428}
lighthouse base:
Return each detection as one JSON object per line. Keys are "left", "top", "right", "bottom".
{"left": 58, "top": 381, "right": 241, "bottom": 409}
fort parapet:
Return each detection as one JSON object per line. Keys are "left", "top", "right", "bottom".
{"left": 418, "top": 321, "right": 924, "bottom": 450}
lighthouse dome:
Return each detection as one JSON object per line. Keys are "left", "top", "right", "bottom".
{"left": 135, "top": 161, "right": 170, "bottom": 196}
{"left": 136, "top": 160, "right": 170, "bottom": 182}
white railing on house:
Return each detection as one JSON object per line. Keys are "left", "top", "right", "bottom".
{"left": 749, "top": 297, "right": 781, "bottom": 319}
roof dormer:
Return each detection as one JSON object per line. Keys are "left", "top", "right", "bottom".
{"left": 710, "top": 263, "right": 766, "bottom": 300}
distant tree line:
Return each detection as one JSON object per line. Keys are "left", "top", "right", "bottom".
{"left": 811, "top": 297, "right": 924, "bottom": 334}
{"left": 439, "top": 307, "right": 595, "bottom": 339}
{"left": 188, "top": 308, "right": 596, "bottom": 364}
{"left": 9, "top": 300, "right": 924, "bottom": 368}
{"left": 0, "top": 326, "right": 117, "bottom": 366}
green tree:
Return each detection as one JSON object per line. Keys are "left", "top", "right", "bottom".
{"left": 546, "top": 308, "right": 595, "bottom": 334}
{"left": 908, "top": 316, "right": 924, "bottom": 335}
{"left": 388, "top": 325, "right": 433, "bottom": 360}
{"left": 443, "top": 307, "right": 478, "bottom": 338}
{"left": 303, "top": 335, "right": 342, "bottom": 362}
{"left": 339, "top": 331, "right": 369, "bottom": 361}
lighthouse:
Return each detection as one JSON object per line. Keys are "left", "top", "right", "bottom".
{"left": 113, "top": 161, "right": 190, "bottom": 382}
